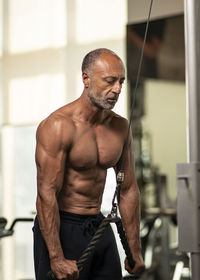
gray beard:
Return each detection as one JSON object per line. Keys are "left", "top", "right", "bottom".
{"left": 88, "top": 92, "right": 115, "bottom": 110}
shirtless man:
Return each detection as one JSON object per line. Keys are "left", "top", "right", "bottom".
{"left": 33, "top": 48, "right": 145, "bottom": 280}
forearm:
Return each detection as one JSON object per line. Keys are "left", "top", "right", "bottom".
{"left": 119, "top": 186, "right": 142, "bottom": 253}
{"left": 36, "top": 193, "right": 64, "bottom": 260}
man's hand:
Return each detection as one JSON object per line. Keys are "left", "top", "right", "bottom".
{"left": 125, "top": 252, "right": 145, "bottom": 276}
{"left": 50, "top": 257, "right": 79, "bottom": 280}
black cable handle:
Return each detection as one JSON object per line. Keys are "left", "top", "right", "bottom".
{"left": 47, "top": 216, "right": 112, "bottom": 279}
{"left": 115, "top": 218, "right": 135, "bottom": 269}
{"left": 47, "top": 215, "right": 135, "bottom": 279}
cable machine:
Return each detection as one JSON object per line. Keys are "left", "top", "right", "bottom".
{"left": 177, "top": 0, "right": 200, "bottom": 279}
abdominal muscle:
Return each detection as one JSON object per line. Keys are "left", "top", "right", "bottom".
{"left": 57, "top": 167, "right": 108, "bottom": 215}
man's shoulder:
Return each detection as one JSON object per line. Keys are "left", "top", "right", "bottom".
{"left": 36, "top": 105, "right": 76, "bottom": 144}
{"left": 109, "top": 111, "right": 129, "bottom": 127}
{"left": 40, "top": 105, "right": 74, "bottom": 128}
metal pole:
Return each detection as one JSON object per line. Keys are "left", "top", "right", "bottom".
{"left": 185, "top": 0, "right": 200, "bottom": 162}
{"left": 181, "top": 0, "right": 200, "bottom": 279}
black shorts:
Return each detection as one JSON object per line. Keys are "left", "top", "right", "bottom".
{"left": 33, "top": 211, "right": 122, "bottom": 280}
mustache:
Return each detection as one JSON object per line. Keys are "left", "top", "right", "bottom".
{"left": 106, "top": 94, "right": 119, "bottom": 100}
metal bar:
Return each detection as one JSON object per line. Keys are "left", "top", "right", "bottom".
{"left": 191, "top": 253, "right": 200, "bottom": 279}
{"left": 177, "top": 163, "right": 200, "bottom": 252}
{"left": 183, "top": 0, "right": 200, "bottom": 279}
{"left": 185, "top": 0, "right": 200, "bottom": 162}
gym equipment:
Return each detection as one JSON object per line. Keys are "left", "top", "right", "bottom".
{"left": 177, "top": 0, "right": 200, "bottom": 279}
{"left": 0, "top": 217, "right": 33, "bottom": 238}
{"left": 47, "top": 215, "right": 135, "bottom": 279}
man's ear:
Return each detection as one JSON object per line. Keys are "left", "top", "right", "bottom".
{"left": 82, "top": 72, "right": 90, "bottom": 88}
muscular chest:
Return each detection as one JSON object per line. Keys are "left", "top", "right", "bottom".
{"left": 69, "top": 125, "right": 123, "bottom": 169}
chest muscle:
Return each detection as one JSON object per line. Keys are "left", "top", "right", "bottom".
{"left": 69, "top": 126, "right": 123, "bottom": 169}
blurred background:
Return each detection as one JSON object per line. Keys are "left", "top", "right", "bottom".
{"left": 0, "top": 0, "right": 188, "bottom": 279}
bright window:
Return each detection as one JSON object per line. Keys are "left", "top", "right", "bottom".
{"left": 9, "top": 73, "right": 66, "bottom": 124}
{"left": 76, "top": 0, "right": 126, "bottom": 44}
{"left": 8, "top": 0, "right": 67, "bottom": 53}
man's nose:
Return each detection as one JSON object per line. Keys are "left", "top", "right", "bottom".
{"left": 112, "top": 81, "right": 121, "bottom": 94}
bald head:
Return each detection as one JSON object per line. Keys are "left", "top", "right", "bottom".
{"left": 81, "top": 48, "right": 125, "bottom": 110}
{"left": 81, "top": 48, "right": 123, "bottom": 73}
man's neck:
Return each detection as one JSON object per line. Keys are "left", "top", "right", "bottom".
{"left": 75, "top": 94, "right": 107, "bottom": 125}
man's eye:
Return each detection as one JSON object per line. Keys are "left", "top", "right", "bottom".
{"left": 106, "top": 79, "right": 115, "bottom": 84}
